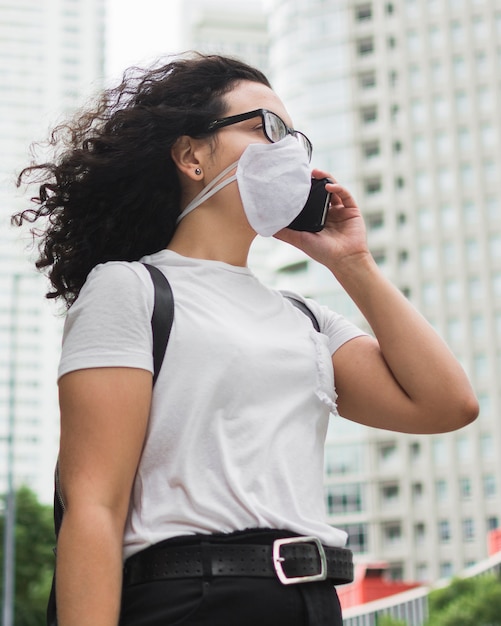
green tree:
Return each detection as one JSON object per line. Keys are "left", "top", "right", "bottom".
{"left": 0, "top": 486, "right": 55, "bottom": 626}
{"left": 426, "top": 574, "right": 501, "bottom": 626}
{"left": 377, "top": 614, "right": 407, "bottom": 626}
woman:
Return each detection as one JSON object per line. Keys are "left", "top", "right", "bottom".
{"left": 14, "top": 53, "right": 478, "bottom": 626}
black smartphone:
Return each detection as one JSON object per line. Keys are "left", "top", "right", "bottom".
{"left": 287, "top": 177, "right": 332, "bottom": 232}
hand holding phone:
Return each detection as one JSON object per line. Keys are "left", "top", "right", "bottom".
{"left": 287, "top": 177, "right": 332, "bottom": 232}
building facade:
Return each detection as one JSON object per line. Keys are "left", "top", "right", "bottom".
{"left": 0, "top": 0, "right": 105, "bottom": 501}
{"left": 267, "top": 0, "right": 501, "bottom": 583}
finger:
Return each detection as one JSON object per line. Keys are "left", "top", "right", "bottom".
{"left": 311, "top": 168, "right": 337, "bottom": 183}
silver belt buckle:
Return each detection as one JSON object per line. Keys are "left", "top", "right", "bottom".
{"left": 272, "top": 536, "right": 327, "bottom": 585}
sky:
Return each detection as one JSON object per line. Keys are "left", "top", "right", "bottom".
{"left": 106, "top": 0, "right": 183, "bottom": 81}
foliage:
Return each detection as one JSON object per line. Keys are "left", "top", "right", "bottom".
{"left": 0, "top": 486, "right": 55, "bottom": 626}
{"left": 377, "top": 614, "right": 407, "bottom": 626}
{"left": 426, "top": 574, "right": 501, "bottom": 626}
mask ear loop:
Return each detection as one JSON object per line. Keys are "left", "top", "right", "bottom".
{"left": 176, "top": 161, "right": 239, "bottom": 224}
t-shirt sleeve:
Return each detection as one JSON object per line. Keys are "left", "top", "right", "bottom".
{"left": 58, "top": 262, "right": 155, "bottom": 380}
{"left": 281, "top": 290, "right": 369, "bottom": 355}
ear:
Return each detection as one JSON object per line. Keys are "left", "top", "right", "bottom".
{"left": 171, "top": 136, "right": 205, "bottom": 181}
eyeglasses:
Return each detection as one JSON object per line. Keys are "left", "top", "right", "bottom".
{"left": 206, "top": 108, "right": 313, "bottom": 161}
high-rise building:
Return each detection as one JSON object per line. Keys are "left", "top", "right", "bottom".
{"left": 267, "top": 0, "right": 501, "bottom": 583}
{"left": 0, "top": 0, "right": 106, "bottom": 501}
{"left": 180, "top": 0, "right": 269, "bottom": 75}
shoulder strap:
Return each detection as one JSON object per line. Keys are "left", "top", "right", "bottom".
{"left": 143, "top": 264, "right": 175, "bottom": 385}
{"left": 283, "top": 294, "right": 320, "bottom": 332}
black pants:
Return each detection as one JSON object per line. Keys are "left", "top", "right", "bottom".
{"left": 119, "top": 530, "right": 343, "bottom": 626}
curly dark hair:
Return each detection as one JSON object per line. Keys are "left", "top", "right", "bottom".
{"left": 12, "top": 53, "right": 270, "bottom": 307}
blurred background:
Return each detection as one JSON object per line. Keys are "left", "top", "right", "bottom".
{"left": 1, "top": 0, "right": 500, "bottom": 624}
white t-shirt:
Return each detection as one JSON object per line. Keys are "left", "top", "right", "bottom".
{"left": 58, "top": 249, "right": 366, "bottom": 558}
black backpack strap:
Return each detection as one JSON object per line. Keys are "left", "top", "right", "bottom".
{"left": 143, "top": 264, "right": 175, "bottom": 385}
{"left": 282, "top": 294, "right": 320, "bottom": 332}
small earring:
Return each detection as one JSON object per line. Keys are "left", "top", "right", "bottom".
{"left": 195, "top": 167, "right": 202, "bottom": 175}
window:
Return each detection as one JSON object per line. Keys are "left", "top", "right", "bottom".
{"left": 356, "top": 4, "right": 372, "bottom": 21}
{"left": 465, "top": 238, "right": 479, "bottom": 263}
{"left": 422, "top": 282, "right": 438, "bottom": 306}
{"left": 435, "top": 132, "right": 450, "bottom": 155}
{"left": 416, "top": 563, "right": 428, "bottom": 582}
{"left": 436, "top": 479, "right": 448, "bottom": 503}
{"left": 458, "top": 127, "right": 471, "bottom": 152}
{"left": 481, "top": 433, "right": 494, "bottom": 458}
{"left": 481, "top": 123, "right": 495, "bottom": 148}
{"left": 388, "top": 563, "right": 404, "bottom": 581}
{"left": 366, "top": 211, "right": 384, "bottom": 230}
{"left": 379, "top": 441, "right": 398, "bottom": 467}
{"left": 440, "top": 204, "right": 457, "bottom": 228}
{"left": 473, "top": 353, "right": 488, "bottom": 379}
{"left": 459, "top": 477, "right": 472, "bottom": 499}
{"left": 411, "top": 100, "right": 426, "bottom": 123}
{"left": 415, "top": 171, "right": 431, "bottom": 196}
{"left": 440, "top": 561, "right": 453, "bottom": 578}
{"left": 462, "top": 518, "right": 475, "bottom": 542}
{"left": 383, "top": 522, "right": 402, "bottom": 546}
{"left": 381, "top": 482, "right": 400, "bottom": 505}
{"left": 468, "top": 277, "right": 483, "bottom": 300}
{"left": 489, "top": 234, "right": 501, "bottom": 260}
{"left": 413, "top": 136, "right": 428, "bottom": 158}
{"left": 338, "top": 523, "right": 368, "bottom": 553}
{"left": 438, "top": 520, "right": 451, "bottom": 542}
{"left": 494, "top": 272, "right": 501, "bottom": 297}
{"left": 484, "top": 474, "right": 496, "bottom": 499}
{"left": 451, "top": 21, "right": 464, "bottom": 44}
{"left": 365, "top": 178, "right": 382, "bottom": 194}
{"left": 456, "top": 435, "right": 471, "bottom": 461}
{"left": 447, "top": 317, "right": 461, "bottom": 343}
{"left": 487, "top": 516, "right": 499, "bottom": 530}
{"left": 358, "top": 37, "right": 374, "bottom": 56}
{"left": 463, "top": 200, "right": 476, "bottom": 225}
{"left": 361, "top": 105, "right": 378, "bottom": 124}
{"left": 415, "top": 522, "right": 426, "bottom": 545}
{"left": 360, "top": 71, "right": 376, "bottom": 89}
{"left": 455, "top": 91, "right": 469, "bottom": 115}
{"left": 429, "top": 24, "right": 442, "bottom": 48}
{"left": 418, "top": 207, "right": 433, "bottom": 230}
{"left": 433, "top": 438, "right": 448, "bottom": 465}
{"left": 363, "top": 141, "right": 380, "bottom": 159}
{"left": 453, "top": 56, "right": 466, "bottom": 79}
{"left": 420, "top": 244, "right": 436, "bottom": 269}
{"left": 372, "top": 249, "right": 387, "bottom": 265}
{"left": 438, "top": 167, "right": 453, "bottom": 191}
{"left": 471, "top": 314, "right": 485, "bottom": 339}
{"left": 325, "top": 443, "right": 365, "bottom": 475}
{"left": 325, "top": 483, "right": 365, "bottom": 515}
{"left": 443, "top": 241, "right": 457, "bottom": 266}
{"left": 431, "top": 60, "right": 444, "bottom": 84}
{"left": 486, "top": 197, "right": 498, "bottom": 220}
{"left": 473, "top": 15, "right": 487, "bottom": 40}
{"left": 412, "top": 482, "right": 424, "bottom": 502}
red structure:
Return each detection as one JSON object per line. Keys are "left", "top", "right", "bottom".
{"left": 337, "top": 562, "right": 422, "bottom": 610}
{"left": 488, "top": 528, "right": 501, "bottom": 556}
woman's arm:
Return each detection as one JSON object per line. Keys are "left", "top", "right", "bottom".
{"left": 56, "top": 367, "right": 152, "bottom": 626}
{"left": 276, "top": 170, "right": 479, "bottom": 434}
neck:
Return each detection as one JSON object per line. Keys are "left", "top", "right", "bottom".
{"left": 167, "top": 207, "right": 256, "bottom": 267}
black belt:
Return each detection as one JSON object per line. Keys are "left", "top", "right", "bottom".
{"left": 123, "top": 535, "right": 353, "bottom": 586}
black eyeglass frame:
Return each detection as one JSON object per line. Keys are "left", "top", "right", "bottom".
{"left": 206, "top": 108, "right": 313, "bottom": 161}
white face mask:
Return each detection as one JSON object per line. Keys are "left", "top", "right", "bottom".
{"left": 176, "top": 136, "right": 311, "bottom": 237}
